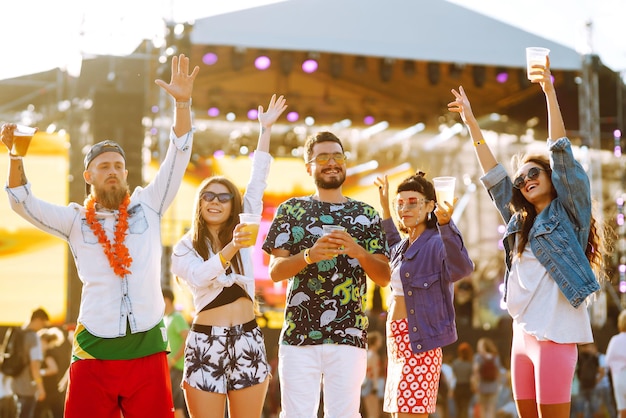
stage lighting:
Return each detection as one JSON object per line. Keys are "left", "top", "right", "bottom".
{"left": 379, "top": 58, "right": 394, "bottom": 83}
{"left": 231, "top": 47, "right": 246, "bottom": 71}
{"left": 207, "top": 107, "right": 220, "bottom": 117}
{"left": 287, "top": 111, "right": 300, "bottom": 122}
{"left": 403, "top": 60, "right": 416, "bottom": 77}
{"left": 427, "top": 62, "right": 440, "bottom": 85}
{"left": 518, "top": 68, "right": 531, "bottom": 89}
{"left": 330, "top": 54, "right": 343, "bottom": 78}
{"left": 254, "top": 55, "right": 271, "bottom": 70}
{"left": 354, "top": 56, "right": 367, "bottom": 73}
{"left": 202, "top": 52, "right": 218, "bottom": 66}
{"left": 280, "top": 52, "right": 293, "bottom": 76}
{"left": 495, "top": 67, "right": 508, "bottom": 83}
{"left": 472, "top": 65, "right": 486, "bottom": 88}
{"left": 302, "top": 59, "right": 318, "bottom": 73}
{"left": 247, "top": 108, "right": 259, "bottom": 120}
{"left": 449, "top": 63, "right": 463, "bottom": 79}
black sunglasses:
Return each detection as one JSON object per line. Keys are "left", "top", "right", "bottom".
{"left": 513, "top": 167, "right": 545, "bottom": 189}
{"left": 200, "top": 191, "right": 234, "bottom": 203}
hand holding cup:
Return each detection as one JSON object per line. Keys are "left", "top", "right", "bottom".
{"left": 238, "top": 213, "right": 261, "bottom": 247}
{"left": 1, "top": 123, "right": 37, "bottom": 157}
{"left": 433, "top": 177, "right": 456, "bottom": 206}
{"left": 526, "top": 47, "right": 550, "bottom": 81}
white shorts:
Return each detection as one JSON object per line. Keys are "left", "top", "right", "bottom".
{"left": 278, "top": 344, "right": 366, "bottom": 418}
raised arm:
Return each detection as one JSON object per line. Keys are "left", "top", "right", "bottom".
{"left": 374, "top": 174, "right": 392, "bottom": 220}
{"left": 532, "top": 57, "right": 566, "bottom": 140}
{"left": 256, "top": 94, "right": 287, "bottom": 153}
{"left": 154, "top": 54, "right": 200, "bottom": 137}
{"left": 448, "top": 86, "right": 498, "bottom": 174}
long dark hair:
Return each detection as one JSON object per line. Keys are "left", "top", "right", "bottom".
{"left": 396, "top": 171, "right": 437, "bottom": 233}
{"left": 190, "top": 176, "right": 243, "bottom": 275}
{"left": 510, "top": 154, "right": 602, "bottom": 273}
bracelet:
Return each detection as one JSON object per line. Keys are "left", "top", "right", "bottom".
{"left": 218, "top": 252, "right": 231, "bottom": 269}
{"left": 175, "top": 101, "right": 191, "bottom": 109}
{"left": 34, "top": 376, "right": 42, "bottom": 384}
{"left": 9, "top": 153, "right": 22, "bottom": 160}
{"left": 303, "top": 248, "right": 313, "bottom": 265}
{"left": 473, "top": 140, "right": 483, "bottom": 146}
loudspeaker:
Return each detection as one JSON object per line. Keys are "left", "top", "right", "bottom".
{"left": 91, "top": 87, "right": 144, "bottom": 191}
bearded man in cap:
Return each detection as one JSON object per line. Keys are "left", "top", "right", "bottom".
{"left": 2, "top": 54, "right": 199, "bottom": 418}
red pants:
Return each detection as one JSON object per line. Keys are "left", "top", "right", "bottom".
{"left": 64, "top": 352, "right": 174, "bottom": 418}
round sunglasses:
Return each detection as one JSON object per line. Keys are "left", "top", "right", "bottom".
{"left": 513, "top": 167, "right": 546, "bottom": 189}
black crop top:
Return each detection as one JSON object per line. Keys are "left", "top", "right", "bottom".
{"left": 199, "top": 284, "right": 250, "bottom": 312}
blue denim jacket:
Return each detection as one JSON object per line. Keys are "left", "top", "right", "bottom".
{"left": 480, "top": 137, "right": 600, "bottom": 308}
{"left": 383, "top": 218, "right": 474, "bottom": 354}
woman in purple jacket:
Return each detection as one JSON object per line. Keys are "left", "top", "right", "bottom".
{"left": 375, "top": 172, "right": 474, "bottom": 418}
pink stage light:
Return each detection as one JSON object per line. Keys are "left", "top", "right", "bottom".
{"left": 248, "top": 108, "right": 259, "bottom": 120}
{"left": 207, "top": 107, "right": 220, "bottom": 117}
{"left": 254, "top": 56, "right": 271, "bottom": 70}
{"left": 286, "top": 111, "right": 299, "bottom": 122}
{"left": 202, "top": 53, "right": 218, "bottom": 66}
{"left": 496, "top": 72, "right": 508, "bottom": 83}
{"left": 363, "top": 115, "right": 375, "bottom": 125}
{"left": 302, "top": 59, "right": 318, "bottom": 73}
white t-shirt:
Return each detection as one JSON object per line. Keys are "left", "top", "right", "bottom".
{"left": 606, "top": 332, "right": 626, "bottom": 376}
{"left": 506, "top": 243, "right": 593, "bottom": 344}
{"left": 390, "top": 262, "right": 404, "bottom": 297}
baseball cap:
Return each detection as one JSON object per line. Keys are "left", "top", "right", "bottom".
{"left": 84, "top": 140, "right": 126, "bottom": 169}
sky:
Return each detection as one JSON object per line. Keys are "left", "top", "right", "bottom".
{"left": 1, "top": 0, "right": 625, "bottom": 81}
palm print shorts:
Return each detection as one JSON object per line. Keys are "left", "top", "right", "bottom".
{"left": 183, "top": 319, "right": 270, "bottom": 393}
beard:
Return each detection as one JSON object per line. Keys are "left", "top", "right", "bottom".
{"left": 93, "top": 181, "right": 130, "bottom": 209}
{"left": 313, "top": 168, "right": 346, "bottom": 190}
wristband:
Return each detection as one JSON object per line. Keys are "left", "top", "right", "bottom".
{"left": 9, "top": 153, "right": 22, "bottom": 160}
{"left": 473, "top": 140, "right": 483, "bottom": 147}
{"left": 175, "top": 101, "right": 191, "bottom": 109}
{"left": 218, "top": 252, "right": 231, "bottom": 269}
{"left": 303, "top": 248, "right": 313, "bottom": 265}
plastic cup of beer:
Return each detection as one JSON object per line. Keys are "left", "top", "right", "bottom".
{"left": 433, "top": 177, "right": 456, "bottom": 205}
{"left": 322, "top": 225, "right": 346, "bottom": 235}
{"left": 239, "top": 213, "right": 261, "bottom": 246}
{"left": 11, "top": 125, "right": 37, "bottom": 156}
{"left": 525, "top": 47, "right": 550, "bottom": 81}
{"left": 322, "top": 225, "right": 346, "bottom": 255}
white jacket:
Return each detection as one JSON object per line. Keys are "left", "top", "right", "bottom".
{"left": 171, "top": 151, "right": 271, "bottom": 314}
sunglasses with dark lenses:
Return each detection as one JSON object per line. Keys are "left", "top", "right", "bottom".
{"left": 395, "top": 197, "right": 429, "bottom": 211}
{"left": 201, "top": 191, "right": 234, "bottom": 203}
{"left": 513, "top": 167, "right": 545, "bottom": 189}
{"left": 306, "top": 152, "right": 347, "bottom": 165}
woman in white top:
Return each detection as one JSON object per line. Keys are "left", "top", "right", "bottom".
{"left": 448, "top": 59, "right": 604, "bottom": 418}
{"left": 171, "top": 94, "right": 287, "bottom": 418}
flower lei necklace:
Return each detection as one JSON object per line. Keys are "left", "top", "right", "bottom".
{"left": 85, "top": 193, "right": 133, "bottom": 278}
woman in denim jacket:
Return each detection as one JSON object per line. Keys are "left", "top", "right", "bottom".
{"left": 448, "top": 59, "right": 603, "bottom": 418}
{"left": 374, "top": 172, "right": 474, "bottom": 417}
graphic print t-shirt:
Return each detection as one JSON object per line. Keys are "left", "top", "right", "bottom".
{"left": 262, "top": 197, "right": 389, "bottom": 349}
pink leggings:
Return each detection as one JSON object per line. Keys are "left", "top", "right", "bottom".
{"left": 511, "top": 321, "right": 578, "bottom": 404}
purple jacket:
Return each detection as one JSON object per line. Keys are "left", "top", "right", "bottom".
{"left": 383, "top": 218, "right": 474, "bottom": 353}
